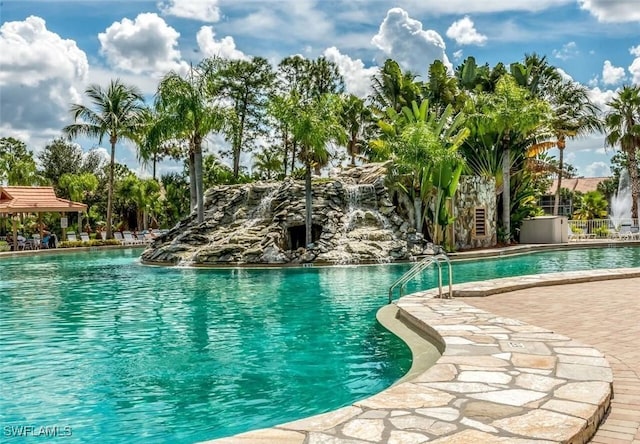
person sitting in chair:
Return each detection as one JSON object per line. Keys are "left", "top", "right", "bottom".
{"left": 42, "top": 231, "right": 51, "bottom": 249}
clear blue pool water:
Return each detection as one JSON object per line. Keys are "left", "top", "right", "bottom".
{"left": 1, "top": 246, "right": 639, "bottom": 443}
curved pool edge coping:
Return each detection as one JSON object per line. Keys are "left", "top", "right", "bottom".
{"left": 203, "top": 267, "right": 640, "bottom": 444}
{"left": 375, "top": 304, "right": 443, "bottom": 385}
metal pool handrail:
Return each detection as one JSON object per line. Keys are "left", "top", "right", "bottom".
{"left": 388, "top": 253, "right": 453, "bottom": 303}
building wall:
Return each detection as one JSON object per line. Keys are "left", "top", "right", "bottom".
{"left": 454, "top": 176, "right": 497, "bottom": 250}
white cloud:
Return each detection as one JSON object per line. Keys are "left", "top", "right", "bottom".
{"left": 323, "top": 47, "right": 377, "bottom": 98}
{"left": 629, "top": 45, "right": 640, "bottom": 85}
{"left": 556, "top": 68, "right": 574, "bottom": 82}
{"left": 88, "top": 66, "right": 160, "bottom": 97}
{"left": 552, "top": 41, "right": 579, "bottom": 60}
{"left": 400, "top": 0, "right": 572, "bottom": 14}
{"left": 588, "top": 86, "right": 616, "bottom": 112}
{"left": 0, "top": 16, "right": 88, "bottom": 147}
{"left": 196, "top": 26, "right": 249, "bottom": 60}
{"left": 578, "top": 0, "right": 640, "bottom": 23}
{"left": 86, "top": 147, "right": 111, "bottom": 164}
{"left": 223, "top": 0, "right": 333, "bottom": 44}
{"left": 98, "top": 13, "right": 187, "bottom": 75}
{"left": 453, "top": 49, "right": 464, "bottom": 60}
{"left": 565, "top": 132, "right": 613, "bottom": 177}
{"left": 371, "top": 8, "right": 452, "bottom": 77}
{"left": 446, "top": 16, "right": 487, "bottom": 46}
{"left": 602, "top": 60, "right": 625, "bottom": 85}
{"left": 584, "top": 161, "right": 611, "bottom": 177}
{"left": 158, "top": 0, "right": 220, "bottom": 22}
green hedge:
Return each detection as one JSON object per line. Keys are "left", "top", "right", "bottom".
{"left": 58, "top": 239, "right": 122, "bottom": 248}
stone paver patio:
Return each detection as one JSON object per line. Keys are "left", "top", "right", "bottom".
{"left": 469, "top": 277, "right": 640, "bottom": 444}
{"left": 206, "top": 268, "right": 640, "bottom": 443}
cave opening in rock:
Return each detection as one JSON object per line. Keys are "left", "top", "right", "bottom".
{"left": 287, "top": 224, "right": 322, "bottom": 250}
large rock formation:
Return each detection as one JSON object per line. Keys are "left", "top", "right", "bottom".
{"left": 141, "top": 163, "right": 418, "bottom": 266}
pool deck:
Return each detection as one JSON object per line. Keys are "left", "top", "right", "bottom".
{"left": 206, "top": 267, "right": 640, "bottom": 444}
{"left": 469, "top": 277, "right": 640, "bottom": 444}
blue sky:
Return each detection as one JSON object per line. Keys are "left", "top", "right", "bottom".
{"left": 1, "top": 0, "right": 639, "bottom": 178}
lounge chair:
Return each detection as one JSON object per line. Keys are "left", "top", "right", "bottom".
{"left": 616, "top": 224, "right": 640, "bottom": 241}
{"left": 31, "top": 233, "right": 41, "bottom": 250}
{"left": 620, "top": 225, "right": 640, "bottom": 240}
{"left": 80, "top": 232, "right": 90, "bottom": 243}
{"left": 136, "top": 232, "right": 150, "bottom": 244}
{"left": 67, "top": 232, "right": 77, "bottom": 242}
{"left": 122, "top": 231, "right": 143, "bottom": 245}
{"left": 114, "top": 231, "right": 125, "bottom": 244}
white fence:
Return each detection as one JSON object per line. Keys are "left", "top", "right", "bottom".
{"left": 570, "top": 218, "right": 640, "bottom": 238}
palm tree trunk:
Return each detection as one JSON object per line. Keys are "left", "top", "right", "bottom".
{"left": 291, "top": 141, "right": 298, "bottom": 173}
{"left": 188, "top": 149, "right": 197, "bottom": 213}
{"left": 553, "top": 144, "right": 564, "bottom": 216}
{"left": 282, "top": 130, "right": 289, "bottom": 176}
{"left": 502, "top": 142, "right": 511, "bottom": 241}
{"left": 629, "top": 150, "right": 639, "bottom": 219}
{"left": 305, "top": 162, "right": 313, "bottom": 247}
{"left": 152, "top": 153, "right": 157, "bottom": 181}
{"left": 233, "top": 139, "right": 241, "bottom": 178}
{"left": 349, "top": 138, "right": 356, "bottom": 166}
{"left": 194, "top": 140, "right": 205, "bottom": 223}
{"left": 233, "top": 112, "right": 246, "bottom": 178}
{"left": 106, "top": 140, "right": 116, "bottom": 239}
{"left": 413, "top": 197, "right": 422, "bottom": 235}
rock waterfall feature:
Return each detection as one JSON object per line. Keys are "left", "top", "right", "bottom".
{"left": 141, "top": 164, "right": 416, "bottom": 266}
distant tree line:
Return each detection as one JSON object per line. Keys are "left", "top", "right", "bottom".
{"left": 2, "top": 52, "right": 639, "bottom": 245}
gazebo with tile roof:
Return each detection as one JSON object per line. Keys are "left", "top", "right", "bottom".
{"left": 0, "top": 186, "right": 87, "bottom": 249}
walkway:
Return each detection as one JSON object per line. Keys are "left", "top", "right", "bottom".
{"left": 469, "top": 278, "right": 640, "bottom": 444}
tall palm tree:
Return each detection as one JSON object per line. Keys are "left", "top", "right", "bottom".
{"left": 63, "top": 79, "right": 145, "bottom": 239}
{"left": 286, "top": 92, "right": 345, "bottom": 247}
{"left": 510, "top": 53, "right": 561, "bottom": 98}
{"left": 470, "top": 75, "right": 551, "bottom": 240}
{"left": 134, "top": 107, "right": 169, "bottom": 181}
{"left": 370, "top": 59, "right": 421, "bottom": 115}
{"left": 252, "top": 147, "right": 283, "bottom": 180}
{"left": 340, "top": 94, "right": 372, "bottom": 166}
{"left": 156, "top": 60, "right": 226, "bottom": 223}
{"left": 605, "top": 85, "right": 640, "bottom": 219}
{"left": 528, "top": 80, "right": 603, "bottom": 215}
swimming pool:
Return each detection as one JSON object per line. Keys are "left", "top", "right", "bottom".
{"left": 1, "top": 246, "right": 639, "bottom": 443}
